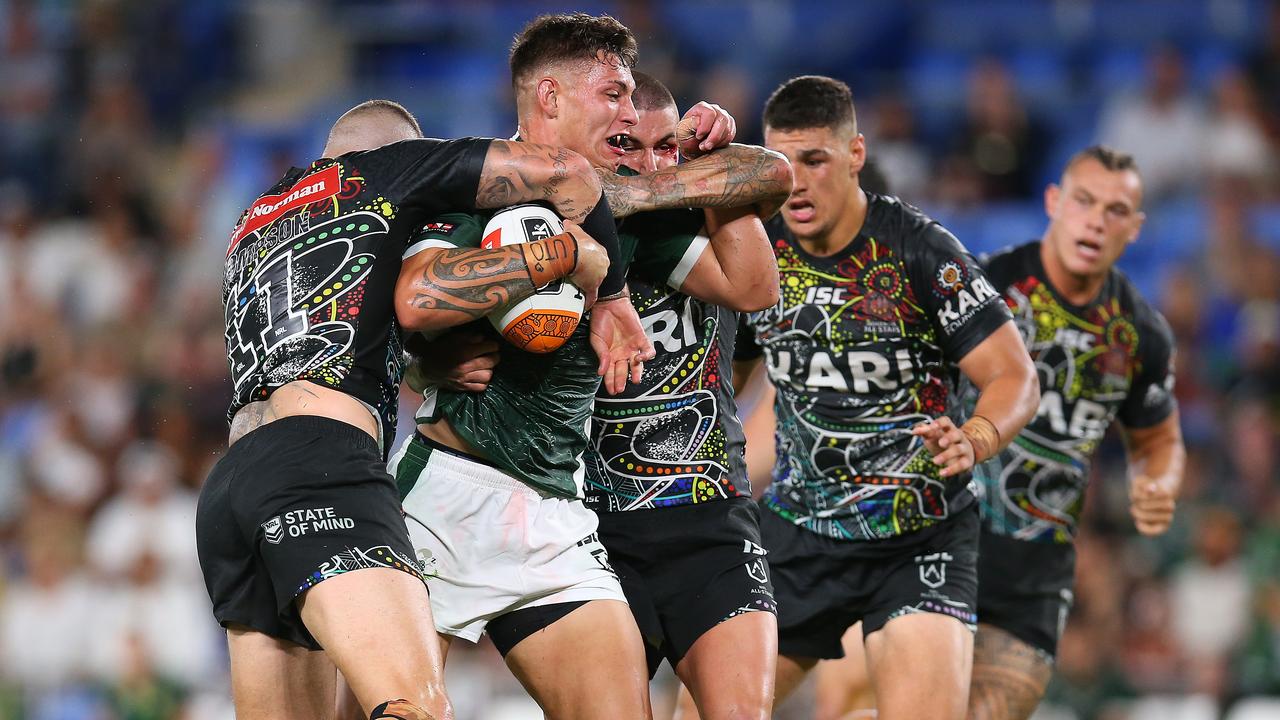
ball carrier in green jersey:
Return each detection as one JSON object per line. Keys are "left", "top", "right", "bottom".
{"left": 963, "top": 147, "right": 1184, "bottom": 720}
{"left": 372, "top": 14, "right": 792, "bottom": 720}
{"left": 578, "top": 71, "right": 784, "bottom": 720}
{"left": 199, "top": 100, "right": 629, "bottom": 720}
{"left": 725, "top": 77, "right": 1039, "bottom": 720}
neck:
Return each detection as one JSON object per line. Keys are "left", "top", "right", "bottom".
{"left": 1040, "top": 237, "right": 1106, "bottom": 305}
{"left": 798, "top": 187, "right": 869, "bottom": 257}
{"left": 517, "top": 114, "right": 556, "bottom": 146}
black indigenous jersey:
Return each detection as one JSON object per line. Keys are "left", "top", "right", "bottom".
{"left": 744, "top": 194, "right": 1011, "bottom": 541}
{"left": 222, "top": 137, "right": 491, "bottom": 453}
{"left": 972, "top": 242, "right": 1176, "bottom": 544}
{"left": 410, "top": 208, "right": 698, "bottom": 499}
{"left": 583, "top": 209, "right": 751, "bottom": 512}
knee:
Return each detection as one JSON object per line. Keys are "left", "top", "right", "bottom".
{"left": 369, "top": 699, "right": 452, "bottom": 720}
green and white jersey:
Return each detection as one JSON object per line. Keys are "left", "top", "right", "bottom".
{"left": 407, "top": 208, "right": 700, "bottom": 498}
{"left": 583, "top": 209, "right": 754, "bottom": 512}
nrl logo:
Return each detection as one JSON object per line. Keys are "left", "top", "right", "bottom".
{"left": 523, "top": 217, "right": 554, "bottom": 241}
{"left": 916, "top": 551, "right": 953, "bottom": 589}
{"left": 261, "top": 516, "right": 284, "bottom": 545}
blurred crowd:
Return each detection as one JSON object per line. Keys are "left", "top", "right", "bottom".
{"left": 0, "top": 1, "right": 1277, "bottom": 719}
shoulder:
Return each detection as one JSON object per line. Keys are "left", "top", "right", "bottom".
{"left": 981, "top": 241, "right": 1039, "bottom": 286}
{"left": 868, "top": 194, "right": 963, "bottom": 256}
{"left": 1112, "top": 269, "right": 1175, "bottom": 350}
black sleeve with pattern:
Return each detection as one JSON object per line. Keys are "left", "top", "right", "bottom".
{"left": 908, "top": 220, "right": 1013, "bottom": 361}
{"left": 351, "top": 137, "right": 493, "bottom": 216}
{"left": 1118, "top": 305, "right": 1178, "bottom": 429}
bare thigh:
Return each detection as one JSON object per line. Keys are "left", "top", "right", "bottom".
{"left": 863, "top": 613, "right": 973, "bottom": 720}
{"left": 227, "top": 625, "right": 336, "bottom": 720}
{"left": 503, "top": 599, "right": 651, "bottom": 720}
{"left": 675, "top": 611, "right": 778, "bottom": 720}
{"left": 299, "top": 567, "right": 452, "bottom": 719}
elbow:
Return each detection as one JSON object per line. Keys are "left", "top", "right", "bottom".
{"left": 1013, "top": 355, "right": 1040, "bottom": 425}
{"left": 767, "top": 151, "right": 795, "bottom": 198}
{"left": 394, "top": 281, "right": 443, "bottom": 333}
{"left": 730, "top": 277, "right": 780, "bottom": 312}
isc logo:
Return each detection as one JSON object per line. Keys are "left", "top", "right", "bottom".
{"left": 804, "top": 286, "right": 848, "bottom": 305}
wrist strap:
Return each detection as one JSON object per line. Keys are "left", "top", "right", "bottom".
{"left": 519, "top": 232, "right": 578, "bottom": 288}
{"left": 961, "top": 414, "right": 1001, "bottom": 463}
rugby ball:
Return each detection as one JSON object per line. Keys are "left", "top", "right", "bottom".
{"left": 482, "top": 204, "right": 585, "bottom": 353}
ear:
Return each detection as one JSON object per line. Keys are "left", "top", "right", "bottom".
{"left": 536, "top": 77, "right": 559, "bottom": 118}
{"left": 849, "top": 133, "right": 866, "bottom": 177}
{"left": 1044, "top": 183, "right": 1060, "bottom": 220}
{"left": 1128, "top": 210, "right": 1147, "bottom": 245}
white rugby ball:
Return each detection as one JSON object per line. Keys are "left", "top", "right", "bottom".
{"left": 481, "top": 204, "right": 585, "bottom": 353}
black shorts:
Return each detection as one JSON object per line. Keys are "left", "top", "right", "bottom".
{"left": 196, "top": 416, "right": 425, "bottom": 649}
{"left": 762, "top": 501, "right": 979, "bottom": 660}
{"left": 597, "top": 498, "right": 776, "bottom": 677}
{"left": 976, "top": 529, "right": 1075, "bottom": 659}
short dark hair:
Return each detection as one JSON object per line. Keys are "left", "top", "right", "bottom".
{"left": 631, "top": 70, "right": 676, "bottom": 112}
{"left": 1066, "top": 145, "right": 1139, "bottom": 174}
{"left": 763, "top": 75, "right": 856, "bottom": 135}
{"left": 329, "top": 99, "right": 422, "bottom": 141}
{"left": 509, "top": 13, "right": 638, "bottom": 88}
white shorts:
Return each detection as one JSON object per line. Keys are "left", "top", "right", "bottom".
{"left": 390, "top": 437, "right": 625, "bottom": 642}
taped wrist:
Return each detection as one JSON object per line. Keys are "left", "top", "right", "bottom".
{"left": 519, "top": 232, "right": 578, "bottom": 288}
{"left": 961, "top": 414, "right": 1002, "bottom": 463}
{"left": 370, "top": 699, "right": 435, "bottom": 720}
{"left": 578, "top": 192, "right": 626, "bottom": 296}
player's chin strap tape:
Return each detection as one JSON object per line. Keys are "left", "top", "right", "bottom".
{"left": 578, "top": 192, "right": 626, "bottom": 297}
{"left": 961, "top": 414, "right": 1002, "bottom": 464}
{"left": 370, "top": 699, "right": 436, "bottom": 720}
{"left": 519, "top": 232, "right": 578, "bottom": 289}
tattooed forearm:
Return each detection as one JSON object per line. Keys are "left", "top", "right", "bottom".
{"left": 600, "top": 144, "right": 793, "bottom": 217}
{"left": 409, "top": 247, "right": 536, "bottom": 319}
{"left": 475, "top": 141, "right": 600, "bottom": 222}
{"left": 968, "top": 624, "right": 1054, "bottom": 720}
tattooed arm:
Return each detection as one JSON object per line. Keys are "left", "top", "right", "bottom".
{"left": 395, "top": 221, "right": 608, "bottom": 333}
{"left": 474, "top": 141, "right": 601, "bottom": 222}
{"left": 599, "top": 144, "right": 793, "bottom": 218}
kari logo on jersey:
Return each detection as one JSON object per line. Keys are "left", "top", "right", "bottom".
{"left": 423, "top": 222, "right": 455, "bottom": 235}
{"left": 261, "top": 516, "right": 284, "bottom": 545}
{"left": 768, "top": 347, "right": 918, "bottom": 393}
{"left": 228, "top": 165, "right": 340, "bottom": 256}
{"left": 935, "top": 275, "right": 999, "bottom": 331}
{"left": 916, "top": 551, "right": 953, "bottom": 589}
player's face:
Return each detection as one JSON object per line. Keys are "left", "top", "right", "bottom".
{"left": 764, "top": 125, "right": 864, "bottom": 242}
{"left": 555, "top": 55, "right": 638, "bottom": 171}
{"left": 615, "top": 105, "right": 680, "bottom": 175}
{"left": 1044, "top": 157, "right": 1146, "bottom": 278}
